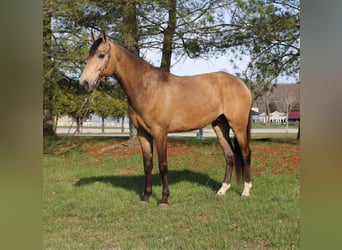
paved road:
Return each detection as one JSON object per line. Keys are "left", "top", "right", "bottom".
{"left": 57, "top": 127, "right": 298, "bottom": 137}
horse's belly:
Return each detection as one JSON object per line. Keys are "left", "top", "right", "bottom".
{"left": 168, "top": 108, "right": 220, "bottom": 132}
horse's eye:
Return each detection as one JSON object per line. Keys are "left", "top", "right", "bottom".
{"left": 98, "top": 53, "right": 105, "bottom": 59}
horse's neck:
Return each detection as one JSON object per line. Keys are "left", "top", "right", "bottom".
{"left": 112, "top": 43, "right": 150, "bottom": 100}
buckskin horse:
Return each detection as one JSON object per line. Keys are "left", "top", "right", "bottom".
{"left": 80, "top": 30, "right": 252, "bottom": 208}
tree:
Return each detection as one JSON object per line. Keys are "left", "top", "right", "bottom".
{"left": 121, "top": 0, "right": 140, "bottom": 143}
{"left": 221, "top": 0, "right": 300, "bottom": 131}
{"left": 109, "top": 97, "right": 128, "bottom": 133}
{"left": 261, "top": 86, "right": 273, "bottom": 125}
{"left": 45, "top": 0, "right": 237, "bottom": 138}
{"left": 43, "top": 0, "right": 92, "bottom": 136}
{"left": 138, "top": 0, "right": 233, "bottom": 67}
{"left": 43, "top": 0, "right": 58, "bottom": 136}
{"left": 227, "top": 0, "right": 300, "bottom": 85}
{"left": 51, "top": 84, "right": 76, "bottom": 129}
{"left": 93, "top": 91, "right": 127, "bottom": 133}
{"left": 50, "top": 75, "right": 92, "bottom": 134}
{"left": 93, "top": 92, "right": 111, "bottom": 133}
{"left": 277, "top": 84, "right": 300, "bottom": 133}
{"left": 44, "top": 0, "right": 300, "bottom": 140}
{"left": 159, "top": 0, "right": 177, "bottom": 71}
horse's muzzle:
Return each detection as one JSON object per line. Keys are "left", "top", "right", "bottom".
{"left": 79, "top": 79, "right": 93, "bottom": 93}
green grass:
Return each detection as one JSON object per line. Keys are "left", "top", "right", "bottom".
{"left": 251, "top": 123, "right": 299, "bottom": 129}
{"left": 43, "top": 136, "right": 300, "bottom": 249}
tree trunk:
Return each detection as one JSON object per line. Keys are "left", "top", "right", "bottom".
{"left": 43, "top": 8, "right": 56, "bottom": 137}
{"left": 286, "top": 108, "right": 289, "bottom": 135}
{"left": 54, "top": 115, "right": 58, "bottom": 132}
{"left": 102, "top": 117, "right": 105, "bottom": 133}
{"left": 121, "top": 0, "right": 139, "bottom": 144}
{"left": 121, "top": 115, "right": 125, "bottom": 133}
{"left": 43, "top": 102, "right": 56, "bottom": 137}
{"left": 122, "top": 0, "right": 139, "bottom": 55}
{"left": 76, "top": 117, "right": 81, "bottom": 134}
{"left": 265, "top": 103, "right": 270, "bottom": 126}
{"left": 160, "top": 0, "right": 177, "bottom": 71}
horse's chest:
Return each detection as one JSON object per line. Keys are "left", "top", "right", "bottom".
{"left": 129, "top": 106, "right": 153, "bottom": 133}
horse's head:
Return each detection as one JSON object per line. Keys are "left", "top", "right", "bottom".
{"left": 79, "top": 30, "right": 113, "bottom": 92}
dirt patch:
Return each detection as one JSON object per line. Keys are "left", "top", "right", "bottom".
{"left": 84, "top": 139, "right": 300, "bottom": 175}
{"left": 86, "top": 140, "right": 140, "bottom": 158}
{"left": 86, "top": 139, "right": 194, "bottom": 159}
{"left": 251, "top": 142, "right": 300, "bottom": 175}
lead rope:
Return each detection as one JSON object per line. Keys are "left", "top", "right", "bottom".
{"left": 62, "top": 43, "right": 112, "bottom": 138}
{"left": 62, "top": 92, "right": 96, "bottom": 138}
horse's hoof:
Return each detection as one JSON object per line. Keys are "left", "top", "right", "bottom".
{"left": 216, "top": 190, "right": 226, "bottom": 196}
{"left": 158, "top": 203, "right": 169, "bottom": 210}
{"left": 241, "top": 182, "right": 252, "bottom": 197}
{"left": 241, "top": 190, "right": 251, "bottom": 197}
{"left": 216, "top": 183, "right": 231, "bottom": 196}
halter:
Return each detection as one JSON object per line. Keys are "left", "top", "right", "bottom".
{"left": 64, "top": 43, "right": 112, "bottom": 137}
{"left": 93, "top": 42, "right": 112, "bottom": 89}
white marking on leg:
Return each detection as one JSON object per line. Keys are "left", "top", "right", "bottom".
{"left": 241, "top": 182, "right": 252, "bottom": 197}
{"left": 217, "top": 183, "right": 231, "bottom": 196}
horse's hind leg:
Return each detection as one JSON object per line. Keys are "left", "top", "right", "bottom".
{"left": 212, "top": 117, "right": 235, "bottom": 196}
{"left": 234, "top": 128, "right": 252, "bottom": 197}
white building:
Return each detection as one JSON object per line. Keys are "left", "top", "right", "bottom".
{"left": 258, "top": 111, "right": 287, "bottom": 124}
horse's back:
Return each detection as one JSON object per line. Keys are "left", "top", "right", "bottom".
{"left": 185, "top": 71, "right": 252, "bottom": 123}
{"left": 179, "top": 71, "right": 248, "bottom": 90}
{"left": 158, "top": 71, "right": 251, "bottom": 131}
{"left": 177, "top": 71, "right": 251, "bottom": 105}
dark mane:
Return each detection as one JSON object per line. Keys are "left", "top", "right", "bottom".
{"left": 115, "top": 45, "right": 171, "bottom": 83}
{"left": 88, "top": 38, "right": 103, "bottom": 58}
{"left": 116, "top": 44, "right": 156, "bottom": 70}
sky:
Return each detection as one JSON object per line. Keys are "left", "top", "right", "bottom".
{"left": 144, "top": 49, "right": 298, "bottom": 84}
{"left": 172, "top": 55, "right": 243, "bottom": 76}
{"left": 144, "top": 48, "right": 247, "bottom": 76}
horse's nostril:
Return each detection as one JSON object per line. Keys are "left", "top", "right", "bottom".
{"left": 80, "top": 80, "right": 94, "bottom": 92}
{"left": 80, "top": 80, "right": 89, "bottom": 90}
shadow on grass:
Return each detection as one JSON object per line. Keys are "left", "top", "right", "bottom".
{"left": 74, "top": 169, "right": 223, "bottom": 199}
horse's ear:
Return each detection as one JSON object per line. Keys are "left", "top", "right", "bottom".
{"left": 100, "top": 29, "right": 107, "bottom": 42}
{"left": 91, "top": 30, "right": 96, "bottom": 42}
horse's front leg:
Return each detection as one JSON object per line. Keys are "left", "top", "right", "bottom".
{"left": 138, "top": 130, "right": 153, "bottom": 203}
{"left": 154, "top": 132, "right": 170, "bottom": 208}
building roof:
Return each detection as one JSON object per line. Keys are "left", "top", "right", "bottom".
{"left": 288, "top": 112, "right": 300, "bottom": 119}
{"left": 251, "top": 110, "right": 259, "bottom": 116}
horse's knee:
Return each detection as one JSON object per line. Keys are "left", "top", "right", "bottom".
{"left": 240, "top": 147, "right": 251, "bottom": 165}
{"left": 159, "top": 162, "right": 168, "bottom": 175}
{"left": 226, "top": 154, "right": 234, "bottom": 166}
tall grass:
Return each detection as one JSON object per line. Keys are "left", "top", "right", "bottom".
{"left": 43, "top": 137, "right": 299, "bottom": 249}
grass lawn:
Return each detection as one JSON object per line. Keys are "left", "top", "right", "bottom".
{"left": 43, "top": 136, "right": 300, "bottom": 249}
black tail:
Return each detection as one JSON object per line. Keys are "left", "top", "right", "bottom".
{"left": 234, "top": 109, "right": 252, "bottom": 183}
{"left": 247, "top": 109, "right": 252, "bottom": 142}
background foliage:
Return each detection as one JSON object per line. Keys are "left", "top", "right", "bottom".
{"left": 43, "top": 0, "right": 300, "bottom": 136}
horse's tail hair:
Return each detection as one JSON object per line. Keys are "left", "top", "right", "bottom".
{"left": 233, "top": 136, "right": 244, "bottom": 183}
{"left": 247, "top": 108, "right": 252, "bottom": 142}
{"left": 234, "top": 109, "right": 252, "bottom": 183}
